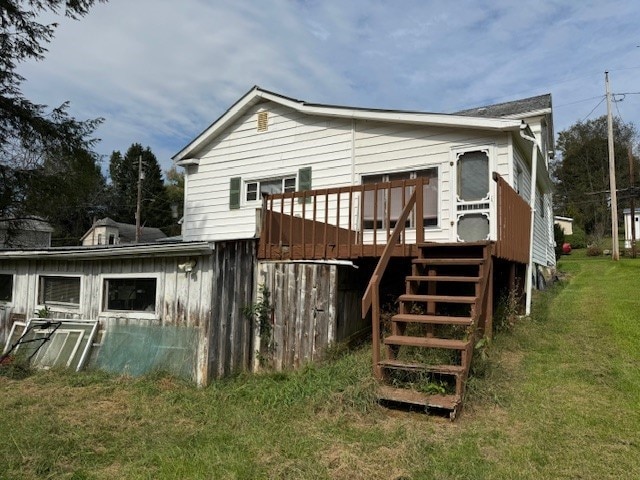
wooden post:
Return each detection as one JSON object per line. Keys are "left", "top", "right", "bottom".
{"left": 371, "top": 275, "right": 382, "bottom": 379}
{"left": 485, "top": 258, "right": 494, "bottom": 339}
{"left": 416, "top": 177, "right": 424, "bottom": 244}
{"left": 605, "top": 72, "right": 620, "bottom": 260}
{"left": 323, "top": 191, "right": 329, "bottom": 259}
{"left": 289, "top": 192, "right": 294, "bottom": 257}
{"left": 301, "top": 192, "right": 307, "bottom": 259}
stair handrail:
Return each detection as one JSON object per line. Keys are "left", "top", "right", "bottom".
{"left": 361, "top": 186, "right": 418, "bottom": 319}
{"left": 361, "top": 183, "right": 418, "bottom": 377}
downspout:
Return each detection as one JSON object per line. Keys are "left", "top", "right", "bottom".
{"left": 519, "top": 124, "right": 538, "bottom": 316}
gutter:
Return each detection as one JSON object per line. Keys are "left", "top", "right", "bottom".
{"left": 0, "top": 241, "right": 215, "bottom": 260}
{"left": 519, "top": 124, "right": 538, "bottom": 316}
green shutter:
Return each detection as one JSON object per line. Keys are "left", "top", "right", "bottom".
{"left": 230, "top": 177, "right": 241, "bottom": 210}
{"left": 298, "top": 167, "right": 312, "bottom": 203}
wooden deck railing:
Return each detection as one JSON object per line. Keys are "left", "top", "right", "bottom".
{"left": 493, "top": 172, "right": 531, "bottom": 264}
{"left": 258, "top": 178, "right": 427, "bottom": 260}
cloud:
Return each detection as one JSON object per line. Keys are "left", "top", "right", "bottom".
{"left": 16, "top": 0, "right": 640, "bottom": 173}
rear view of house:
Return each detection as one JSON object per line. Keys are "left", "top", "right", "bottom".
{"left": 2, "top": 86, "right": 555, "bottom": 416}
{"left": 172, "top": 86, "right": 555, "bottom": 415}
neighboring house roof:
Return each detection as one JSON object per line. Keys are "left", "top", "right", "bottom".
{"left": 173, "top": 86, "right": 526, "bottom": 165}
{"left": 454, "top": 94, "right": 552, "bottom": 118}
{"left": 80, "top": 217, "right": 167, "bottom": 243}
{"left": 0, "top": 217, "right": 54, "bottom": 249}
{"left": 0, "top": 217, "right": 54, "bottom": 233}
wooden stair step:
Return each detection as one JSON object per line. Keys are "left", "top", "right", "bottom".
{"left": 412, "top": 258, "right": 483, "bottom": 265}
{"left": 392, "top": 313, "right": 473, "bottom": 326}
{"left": 406, "top": 275, "right": 481, "bottom": 283}
{"left": 377, "top": 385, "right": 460, "bottom": 410}
{"left": 384, "top": 335, "right": 469, "bottom": 350}
{"left": 378, "top": 359, "right": 465, "bottom": 375}
{"left": 399, "top": 294, "right": 476, "bottom": 304}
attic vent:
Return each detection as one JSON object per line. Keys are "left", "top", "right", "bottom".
{"left": 257, "top": 111, "right": 268, "bottom": 132}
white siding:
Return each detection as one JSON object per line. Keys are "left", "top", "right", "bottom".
{"left": 182, "top": 100, "right": 517, "bottom": 244}
{"left": 183, "top": 102, "right": 353, "bottom": 242}
{"left": 354, "top": 121, "right": 508, "bottom": 242}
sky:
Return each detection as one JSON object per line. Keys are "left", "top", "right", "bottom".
{"left": 18, "top": 0, "right": 640, "bottom": 175}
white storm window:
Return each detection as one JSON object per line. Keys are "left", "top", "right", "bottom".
{"left": 39, "top": 276, "right": 81, "bottom": 307}
{"left": 246, "top": 176, "right": 296, "bottom": 202}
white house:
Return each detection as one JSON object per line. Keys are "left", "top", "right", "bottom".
{"left": 1, "top": 87, "right": 556, "bottom": 412}
{"left": 623, "top": 208, "right": 640, "bottom": 248}
{"left": 173, "top": 86, "right": 555, "bottom": 271}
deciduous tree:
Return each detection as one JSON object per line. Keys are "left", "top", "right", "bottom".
{"left": 552, "top": 116, "right": 638, "bottom": 235}
{"left": 108, "top": 144, "right": 172, "bottom": 232}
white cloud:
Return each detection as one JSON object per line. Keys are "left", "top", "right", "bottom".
{"left": 16, "top": 0, "right": 640, "bottom": 173}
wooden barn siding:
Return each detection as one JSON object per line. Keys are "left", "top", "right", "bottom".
{"left": 0, "top": 254, "right": 215, "bottom": 381}
{"left": 206, "top": 240, "right": 256, "bottom": 381}
{"left": 255, "top": 261, "right": 362, "bottom": 370}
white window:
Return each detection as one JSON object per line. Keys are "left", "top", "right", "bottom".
{"left": 362, "top": 168, "right": 438, "bottom": 229}
{"left": 38, "top": 275, "right": 81, "bottom": 307}
{"left": 103, "top": 277, "right": 157, "bottom": 312}
{"left": 0, "top": 274, "right": 13, "bottom": 303}
{"left": 246, "top": 176, "right": 296, "bottom": 202}
{"left": 514, "top": 166, "right": 522, "bottom": 194}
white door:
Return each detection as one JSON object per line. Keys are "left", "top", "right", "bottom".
{"left": 453, "top": 149, "right": 491, "bottom": 242}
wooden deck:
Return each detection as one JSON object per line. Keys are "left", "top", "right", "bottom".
{"left": 256, "top": 174, "right": 530, "bottom": 415}
{"left": 258, "top": 174, "right": 531, "bottom": 264}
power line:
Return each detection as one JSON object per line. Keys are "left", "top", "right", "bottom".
{"left": 581, "top": 97, "right": 606, "bottom": 122}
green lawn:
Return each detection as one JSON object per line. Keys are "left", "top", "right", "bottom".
{"left": 1, "top": 253, "right": 640, "bottom": 479}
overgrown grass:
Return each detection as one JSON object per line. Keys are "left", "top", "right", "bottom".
{"left": 2, "top": 255, "right": 640, "bottom": 479}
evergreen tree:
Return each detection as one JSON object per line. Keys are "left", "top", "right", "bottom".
{"left": 552, "top": 116, "right": 639, "bottom": 235}
{"left": 164, "top": 166, "right": 184, "bottom": 237}
{"left": 25, "top": 147, "right": 107, "bottom": 245}
{"left": 108, "top": 144, "right": 171, "bottom": 231}
{"left": 0, "top": 0, "right": 103, "bottom": 232}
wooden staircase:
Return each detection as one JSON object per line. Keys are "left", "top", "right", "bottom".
{"left": 375, "top": 242, "right": 493, "bottom": 419}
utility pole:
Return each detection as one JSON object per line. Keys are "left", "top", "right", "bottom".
{"left": 630, "top": 145, "right": 637, "bottom": 258}
{"left": 605, "top": 71, "right": 620, "bottom": 260}
{"left": 135, "top": 154, "right": 143, "bottom": 243}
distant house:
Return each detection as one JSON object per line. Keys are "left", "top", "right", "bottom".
{"left": 81, "top": 218, "right": 166, "bottom": 245}
{"left": 0, "top": 217, "right": 53, "bottom": 249}
{"left": 554, "top": 216, "right": 574, "bottom": 236}
{"left": 623, "top": 208, "right": 640, "bottom": 248}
